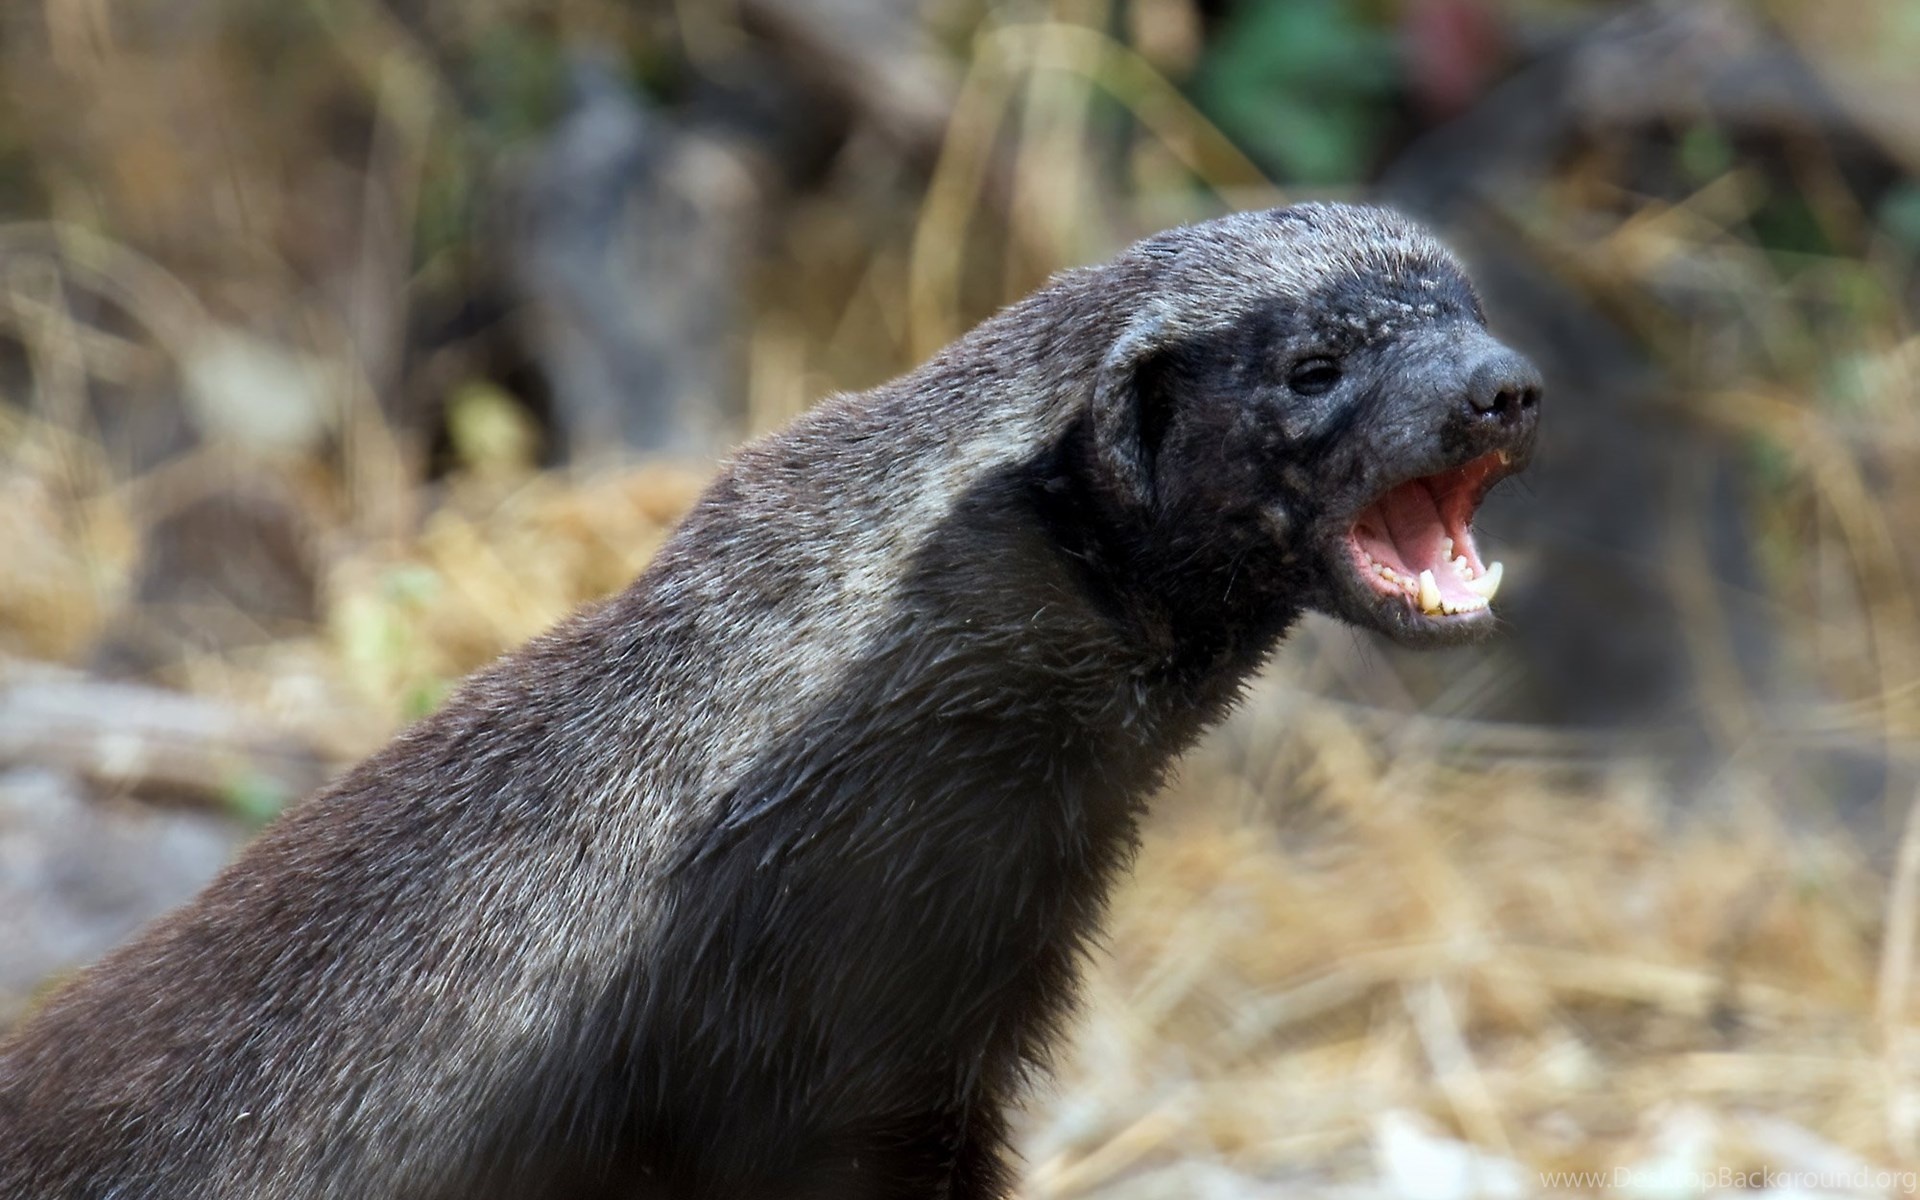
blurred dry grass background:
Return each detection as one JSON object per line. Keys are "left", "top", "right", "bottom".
{"left": 6, "top": 0, "right": 1920, "bottom": 1194}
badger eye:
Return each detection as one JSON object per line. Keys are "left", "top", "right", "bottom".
{"left": 1288, "top": 357, "right": 1342, "bottom": 396}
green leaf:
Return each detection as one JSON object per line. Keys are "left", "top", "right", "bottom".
{"left": 1878, "top": 179, "right": 1920, "bottom": 252}
{"left": 222, "top": 770, "right": 292, "bottom": 827}
{"left": 1191, "top": 0, "right": 1398, "bottom": 185}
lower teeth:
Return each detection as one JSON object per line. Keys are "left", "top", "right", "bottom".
{"left": 1363, "top": 553, "right": 1505, "bottom": 616}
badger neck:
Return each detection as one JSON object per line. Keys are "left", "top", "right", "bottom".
{"left": 945, "top": 271, "right": 1306, "bottom": 691}
{"left": 668, "top": 276, "right": 1295, "bottom": 826}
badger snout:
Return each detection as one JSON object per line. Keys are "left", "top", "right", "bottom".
{"left": 1462, "top": 345, "right": 1542, "bottom": 430}
{"left": 1424, "top": 331, "right": 1541, "bottom": 469}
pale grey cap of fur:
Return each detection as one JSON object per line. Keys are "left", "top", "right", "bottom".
{"left": 1109, "top": 203, "right": 1475, "bottom": 344}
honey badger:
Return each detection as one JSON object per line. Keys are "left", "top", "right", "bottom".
{"left": 0, "top": 203, "right": 1540, "bottom": 1199}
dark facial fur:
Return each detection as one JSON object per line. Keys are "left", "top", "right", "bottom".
{"left": 0, "top": 204, "right": 1540, "bottom": 1199}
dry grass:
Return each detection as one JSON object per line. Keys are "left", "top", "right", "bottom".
{"left": 1025, "top": 724, "right": 1902, "bottom": 1195}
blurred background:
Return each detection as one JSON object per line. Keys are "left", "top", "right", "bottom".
{"left": 4, "top": 0, "right": 1920, "bottom": 1194}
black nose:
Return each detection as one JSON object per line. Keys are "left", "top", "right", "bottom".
{"left": 1464, "top": 348, "right": 1542, "bottom": 427}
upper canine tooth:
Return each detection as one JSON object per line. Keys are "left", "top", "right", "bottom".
{"left": 1417, "top": 569, "right": 1443, "bottom": 614}
{"left": 1465, "top": 560, "right": 1504, "bottom": 600}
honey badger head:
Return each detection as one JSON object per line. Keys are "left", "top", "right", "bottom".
{"left": 1080, "top": 202, "right": 1541, "bottom": 650}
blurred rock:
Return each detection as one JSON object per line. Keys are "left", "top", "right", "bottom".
{"left": 486, "top": 3, "right": 956, "bottom": 462}
{"left": 739, "top": 0, "right": 957, "bottom": 153}
{"left": 504, "top": 54, "right": 761, "bottom": 460}
{"left": 90, "top": 481, "right": 323, "bottom": 677}
{"left": 0, "top": 663, "right": 331, "bottom": 808}
{"left": 0, "top": 766, "right": 244, "bottom": 1028}
{"left": 180, "top": 328, "right": 334, "bottom": 456}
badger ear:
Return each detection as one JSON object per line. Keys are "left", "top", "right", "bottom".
{"left": 1090, "top": 316, "right": 1174, "bottom": 511}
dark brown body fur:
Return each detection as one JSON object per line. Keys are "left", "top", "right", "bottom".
{"left": 0, "top": 204, "right": 1539, "bottom": 1198}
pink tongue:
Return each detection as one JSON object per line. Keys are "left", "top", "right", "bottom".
{"left": 1381, "top": 482, "right": 1480, "bottom": 604}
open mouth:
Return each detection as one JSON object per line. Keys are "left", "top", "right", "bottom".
{"left": 1343, "top": 450, "right": 1513, "bottom": 623}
